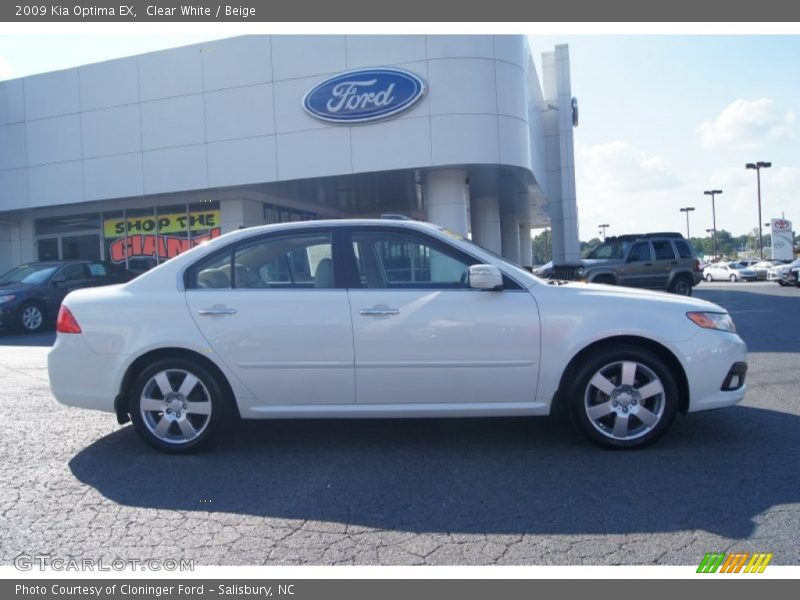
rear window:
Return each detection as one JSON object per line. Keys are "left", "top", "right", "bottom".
{"left": 673, "top": 240, "right": 694, "bottom": 259}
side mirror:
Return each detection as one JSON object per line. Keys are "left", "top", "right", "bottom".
{"left": 468, "top": 264, "right": 503, "bottom": 291}
{"left": 51, "top": 275, "right": 65, "bottom": 285}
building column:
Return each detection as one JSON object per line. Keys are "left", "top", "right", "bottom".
{"left": 220, "top": 198, "right": 265, "bottom": 234}
{"left": 500, "top": 210, "right": 520, "bottom": 264}
{"left": 469, "top": 196, "right": 501, "bottom": 254}
{"left": 425, "top": 168, "right": 468, "bottom": 236}
{"left": 519, "top": 223, "right": 533, "bottom": 268}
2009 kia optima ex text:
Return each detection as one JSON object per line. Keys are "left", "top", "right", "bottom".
{"left": 48, "top": 219, "right": 748, "bottom": 453}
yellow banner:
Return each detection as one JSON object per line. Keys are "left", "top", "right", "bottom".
{"left": 104, "top": 210, "right": 220, "bottom": 238}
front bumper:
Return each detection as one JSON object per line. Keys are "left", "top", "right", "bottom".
{"left": 674, "top": 329, "right": 748, "bottom": 413}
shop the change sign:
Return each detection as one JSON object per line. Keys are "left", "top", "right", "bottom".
{"left": 104, "top": 209, "right": 221, "bottom": 264}
{"left": 103, "top": 209, "right": 220, "bottom": 237}
{"left": 771, "top": 218, "right": 794, "bottom": 261}
{"left": 303, "top": 67, "right": 426, "bottom": 123}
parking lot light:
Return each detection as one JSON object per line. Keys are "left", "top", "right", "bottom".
{"left": 679, "top": 207, "right": 695, "bottom": 238}
{"left": 746, "top": 162, "right": 772, "bottom": 261}
{"left": 703, "top": 190, "right": 722, "bottom": 257}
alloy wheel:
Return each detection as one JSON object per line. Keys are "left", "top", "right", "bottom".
{"left": 139, "top": 369, "right": 213, "bottom": 444}
{"left": 583, "top": 360, "right": 666, "bottom": 442}
{"left": 21, "top": 305, "right": 43, "bottom": 331}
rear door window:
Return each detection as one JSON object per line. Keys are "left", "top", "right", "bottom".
{"left": 652, "top": 240, "right": 676, "bottom": 260}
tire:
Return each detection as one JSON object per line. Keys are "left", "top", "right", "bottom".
{"left": 730, "top": 274, "right": 738, "bottom": 282}
{"left": 777, "top": 281, "right": 786, "bottom": 287}
{"left": 129, "top": 358, "right": 232, "bottom": 453}
{"left": 668, "top": 275, "right": 692, "bottom": 296}
{"left": 705, "top": 274, "right": 713, "bottom": 282}
{"left": 18, "top": 302, "right": 45, "bottom": 333}
{"left": 566, "top": 344, "right": 679, "bottom": 449}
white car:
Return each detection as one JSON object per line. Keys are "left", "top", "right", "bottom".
{"left": 703, "top": 262, "right": 757, "bottom": 282}
{"left": 48, "top": 219, "right": 747, "bottom": 452}
{"left": 768, "top": 260, "right": 800, "bottom": 286}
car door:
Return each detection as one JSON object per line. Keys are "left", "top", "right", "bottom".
{"left": 650, "top": 239, "right": 677, "bottom": 289}
{"left": 617, "top": 241, "right": 655, "bottom": 287}
{"left": 185, "top": 228, "right": 355, "bottom": 406}
{"left": 48, "top": 263, "right": 91, "bottom": 313}
{"left": 344, "top": 227, "right": 540, "bottom": 406}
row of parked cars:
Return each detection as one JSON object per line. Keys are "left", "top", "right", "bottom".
{"left": 534, "top": 232, "right": 800, "bottom": 293}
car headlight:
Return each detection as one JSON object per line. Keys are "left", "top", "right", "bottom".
{"left": 687, "top": 311, "right": 736, "bottom": 333}
{"left": 0, "top": 295, "right": 16, "bottom": 304}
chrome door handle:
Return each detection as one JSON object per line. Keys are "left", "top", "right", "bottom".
{"left": 359, "top": 308, "right": 400, "bottom": 316}
{"left": 198, "top": 307, "right": 237, "bottom": 315}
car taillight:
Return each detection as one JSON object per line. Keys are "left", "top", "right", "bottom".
{"left": 56, "top": 305, "right": 82, "bottom": 334}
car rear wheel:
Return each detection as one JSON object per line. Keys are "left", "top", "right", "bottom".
{"left": 567, "top": 344, "right": 679, "bottom": 449}
{"left": 129, "top": 358, "right": 231, "bottom": 453}
{"left": 668, "top": 275, "right": 692, "bottom": 296}
{"left": 705, "top": 274, "right": 713, "bottom": 282}
{"left": 19, "top": 302, "right": 45, "bottom": 333}
{"left": 729, "top": 274, "right": 738, "bottom": 282}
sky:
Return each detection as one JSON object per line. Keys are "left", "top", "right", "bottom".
{"left": 1, "top": 33, "right": 797, "bottom": 241}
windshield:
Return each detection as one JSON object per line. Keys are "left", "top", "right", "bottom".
{"left": 587, "top": 240, "right": 631, "bottom": 260}
{"left": 0, "top": 264, "right": 58, "bottom": 285}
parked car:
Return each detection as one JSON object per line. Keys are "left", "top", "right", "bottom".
{"left": 0, "top": 261, "right": 132, "bottom": 333}
{"left": 548, "top": 232, "right": 702, "bottom": 295}
{"left": 532, "top": 261, "right": 553, "bottom": 278}
{"left": 751, "top": 260, "right": 783, "bottom": 281}
{"left": 768, "top": 259, "right": 800, "bottom": 286}
{"left": 703, "top": 261, "right": 757, "bottom": 282}
{"left": 48, "top": 219, "right": 747, "bottom": 453}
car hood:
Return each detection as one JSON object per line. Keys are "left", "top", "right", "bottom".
{"left": 550, "top": 280, "right": 723, "bottom": 311}
{"left": 0, "top": 283, "right": 29, "bottom": 296}
{"left": 577, "top": 258, "right": 622, "bottom": 267}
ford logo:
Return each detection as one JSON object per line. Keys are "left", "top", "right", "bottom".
{"left": 302, "top": 68, "right": 426, "bottom": 124}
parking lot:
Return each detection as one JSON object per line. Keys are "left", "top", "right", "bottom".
{"left": 0, "top": 281, "right": 798, "bottom": 566}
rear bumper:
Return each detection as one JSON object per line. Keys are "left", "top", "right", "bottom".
{"left": 48, "top": 333, "right": 125, "bottom": 413}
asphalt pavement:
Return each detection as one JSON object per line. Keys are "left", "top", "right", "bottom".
{"left": 0, "top": 281, "right": 797, "bottom": 566}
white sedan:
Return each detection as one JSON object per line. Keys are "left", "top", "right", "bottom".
{"left": 48, "top": 219, "right": 747, "bottom": 452}
{"left": 703, "top": 262, "right": 757, "bottom": 282}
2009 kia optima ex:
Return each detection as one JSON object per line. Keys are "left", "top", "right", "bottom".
{"left": 48, "top": 219, "right": 748, "bottom": 453}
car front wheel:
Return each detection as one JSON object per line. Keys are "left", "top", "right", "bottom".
{"left": 129, "top": 358, "right": 231, "bottom": 453}
{"left": 705, "top": 274, "right": 713, "bottom": 282}
{"left": 730, "top": 274, "right": 738, "bottom": 282}
{"left": 19, "top": 303, "right": 45, "bottom": 333}
{"left": 567, "top": 344, "right": 679, "bottom": 449}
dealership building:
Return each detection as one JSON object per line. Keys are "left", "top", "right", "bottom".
{"left": 0, "top": 35, "right": 579, "bottom": 274}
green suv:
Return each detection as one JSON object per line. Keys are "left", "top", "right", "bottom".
{"left": 550, "top": 233, "right": 703, "bottom": 295}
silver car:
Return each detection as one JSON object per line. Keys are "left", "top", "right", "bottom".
{"left": 703, "top": 262, "right": 757, "bottom": 282}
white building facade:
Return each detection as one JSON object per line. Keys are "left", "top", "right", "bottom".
{"left": 0, "top": 35, "right": 579, "bottom": 274}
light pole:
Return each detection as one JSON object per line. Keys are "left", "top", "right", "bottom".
{"left": 746, "top": 161, "right": 771, "bottom": 260}
{"left": 703, "top": 189, "right": 722, "bottom": 258}
{"left": 679, "top": 207, "right": 695, "bottom": 239}
{"left": 598, "top": 223, "right": 610, "bottom": 241}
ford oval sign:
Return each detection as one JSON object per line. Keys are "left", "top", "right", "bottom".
{"left": 302, "top": 68, "right": 426, "bottom": 124}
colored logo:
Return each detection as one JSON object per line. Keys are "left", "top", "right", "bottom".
{"left": 302, "top": 68, "right": 426, "bottom": 124}
{"left": 697, "top": 552, "right": 773, "bottom": 573}
{"left": 773, "top": 219, "right": 790, "bottom": 230}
